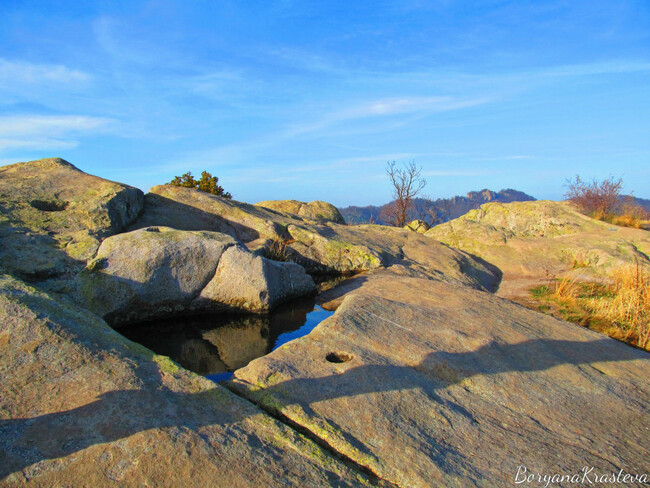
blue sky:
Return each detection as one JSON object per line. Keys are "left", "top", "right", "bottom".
{"left": 1, "top": 1, "right": 648, "bottom": 206}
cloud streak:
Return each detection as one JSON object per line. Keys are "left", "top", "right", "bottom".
{"left": 0, "top": 59, "right": 90, "bottom": 84}
{"left": 0, "top": 115, "right": 116, "bottom": 152}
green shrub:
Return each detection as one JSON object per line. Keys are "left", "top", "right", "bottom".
{"left": 168, "top": 171, "right": 232, "bottom": 198}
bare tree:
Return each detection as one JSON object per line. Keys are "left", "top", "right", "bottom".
{"left": 385, "top": 160, "right": 427, "bottom": 227}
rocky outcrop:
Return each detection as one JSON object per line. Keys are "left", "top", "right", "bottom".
{"left": 426, "top": 200, "right": 650, "bottom": 298}
{"left": 130, "top": 184, "right": 297, "bottom": 242}
{"left": 286, "top": 223, "right": 501, "bottom": 291}
{"left": 0, "top": 275, "right": 380, "bottom": 486}
{"left": 77, "top": 227, "right": 316, "bottom": 325}
{"left": 404, "top": 219, "right": 429, "bottom": 233}
{"left": 231, "top": 272, "right": 650, "bottom": 488}
{"left": 129, "top": 184, "right": 500, "bottom": 289}
{"left": 2, "top": 158, "right": 649, "bottom": 487}
{"left": 0, "top": 158, "right": 143, "bottom": 292}
{"left": 256, "top": 199, "right": 346, "bottom": 224}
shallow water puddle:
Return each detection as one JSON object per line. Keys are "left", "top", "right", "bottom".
{"left": 120, "top": 297, "right": 334, "bottom": 383}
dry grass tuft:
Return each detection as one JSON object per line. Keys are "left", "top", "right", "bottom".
{"left": 530, "top": 262, "right": 649, "bottom": 350}
{"left": 610, "top": 202, "right": 649, "bottom": 229}
{"left": 262, "top": 238, "right": 292, "bottom": 262}
{"left": 583, "top": 262, "right": 649, "bottom": 349}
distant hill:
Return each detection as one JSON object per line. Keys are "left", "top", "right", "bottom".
{"left": 340, "top": 189, "right": 536, "bottom": 225}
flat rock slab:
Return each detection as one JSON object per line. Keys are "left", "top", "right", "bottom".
{"left": 0, "top": 276, "right": 382, "bottom": 487}
{"left": 230, "top": 275, "right": 650, "bottom": 487}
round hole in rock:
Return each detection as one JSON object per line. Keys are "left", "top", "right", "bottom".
{"left": 325, "top": 351, "right": 353, "bottom": 363}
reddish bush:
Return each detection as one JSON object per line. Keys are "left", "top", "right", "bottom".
{"left": 564, "top": 175, "right": 622, "bottom": 220}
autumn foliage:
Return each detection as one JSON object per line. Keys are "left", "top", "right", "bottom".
{"left": 564, "top": 175, "right": 648, "bottom": 228}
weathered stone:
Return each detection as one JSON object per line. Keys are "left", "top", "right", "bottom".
{"left": 129, "top": 185, "right": 499, "bottom": 289}
{"left": 0, "top": 275, "right": 382, "bottom": 486}
{"left": 426, "top": 200, "right": 650, "bottom": 299}
{"left": 404, "top": 219, "right": 430, "bottom": 233}
{"left": 76, "top": 227, "right": 236, "bottom": 325}
{"left": 130, "top": 185, "right": 297, "bottom": 242}
{"left": 230, "top": 273, "right": 650, "bottom": 488}
{"left": 0, "top": 158, "right": 143, "bottom": 291}
{"left": 286, "top": 224, "right": 383, "bottom": 275}
{"left": 256, "top": 199, "right": 346, "bottom": 224}
{"left": 193, "top": 245, "right": 316, "bottom": 313}
{"left": 287, "top": 223, "right": 501, "bottom": 291}
{"left": 77, "top": 227, "right": 315, "bottom": 325}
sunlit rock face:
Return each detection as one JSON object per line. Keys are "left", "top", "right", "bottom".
{"left": 129, "top": 183, "right": 501, "bottom": 286}
{"left": 231, "top": 272, "right": 650, "bottom": 488}
{"left": 0, "top": 275, "right": 376, "bottom": 486}
{"left": 76, "top": 227, "right": 316, "bottom": 325}
{"left": 0, "top": 158, "right": 143, "bottom": 293}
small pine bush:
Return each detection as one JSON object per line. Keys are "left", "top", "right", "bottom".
{"left": 168, "top": 171, "right": 232, "bottom": 198}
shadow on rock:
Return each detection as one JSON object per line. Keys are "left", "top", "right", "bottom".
{"left": 129, "top": 193, "right": 286, "bottom": 243}
{"left": 0, "top": 385, "right": 240, "bottom": 480}
{"left": 240, "top": 337, "right": 646, "bottom": 409}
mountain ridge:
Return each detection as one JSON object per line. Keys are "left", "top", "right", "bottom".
{"left": 340, "top": 188, "right": 536, "bottom": 225}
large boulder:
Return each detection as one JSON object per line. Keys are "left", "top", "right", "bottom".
{"left": 255, "top": 199, "right": 346, "bottom": 224}
{"left": 193, "top": 245, "right": 316, "bottom": 314}
{"left": 230, "top": 273, "right": 650, "bottom": 488}
{"left": 76, "top": 227, "right": 316, "bottom": 325}
{"left": 0, "top": 275, "right": 379, "bottom": 486}
{"left": 286, "top": 223, "right": 501, "bottom": 291}
{"left": 426, "top": 200, "right": 650, "bottom": 298}
{"left": 0, "top": 158, "right": 143, "bottom": 291}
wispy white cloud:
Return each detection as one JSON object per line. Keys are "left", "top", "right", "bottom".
{"left": 0, "top": 115, "right": 116, "bottom": 152}
{"left": 530, "top": 60, "right": 650, "bottom": 79}
{"left": 0, "top": 138, "right": 78, "bottom": 151}
{"left": 0, "top": 59, "right": 90, "bottom": 84}
{"left": 0, "top": 115, "right": 114, "bottom": 137}
{"left": 286, "top": 95, "right": 490, "bottom": 138}
{"left": 342, "top": 96, "right": 489, "bottom": 117}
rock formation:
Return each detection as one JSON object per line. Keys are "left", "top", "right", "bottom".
{"left": 77, "top": 226, "right": 316, "bottom": 325}
{"left": 0, "top": 158, "right": 143, "bottom": 293}
{"left": 403, "top": 219, "right": 430, "bottom": 233}
{"left": 129, "top": 184, "right": 295, "bottom": 242}
{"left": 2, "top": 158, "right": 648, "bottom": 487}
{"left": 129, "top": 184, "right": 500, "bottom": 286}
{"left": 0, "top": 275, "right": 380, "bottom": 486}
{"left": 255, "top": 199, "right": 347, "bottom": 224}
{"left": 426, "top": 200, "right": 650, "bottom": 298}
{"left": 231, "top": 272, "right": 650, "bottom": 487}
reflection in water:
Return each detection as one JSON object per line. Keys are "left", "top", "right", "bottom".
{"left": 120, "top": 297, "right": 334, "bottom": 383}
